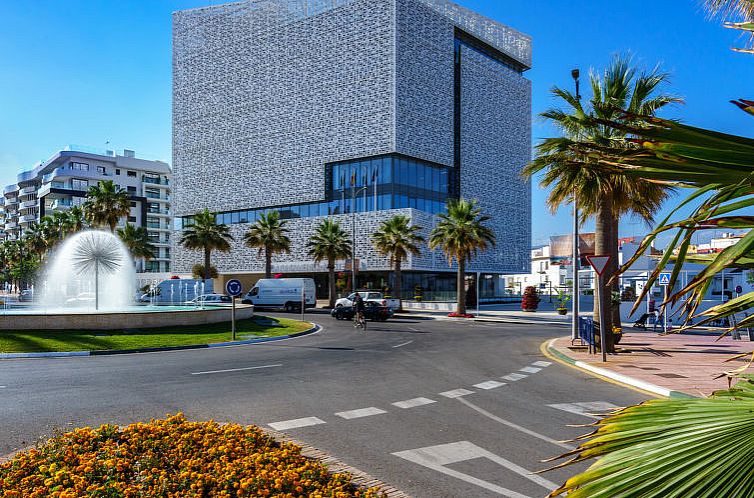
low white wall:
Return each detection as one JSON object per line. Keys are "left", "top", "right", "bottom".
{"left": 0, "top": 304, "right": 254, "bottom": 331}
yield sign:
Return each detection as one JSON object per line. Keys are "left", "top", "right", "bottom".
{"left": 586, "top": 254, "right": 612, "bottom": 275}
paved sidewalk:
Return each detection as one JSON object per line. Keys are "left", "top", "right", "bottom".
{"left": 547, "top": 331, "right": 754, "bottom": 398}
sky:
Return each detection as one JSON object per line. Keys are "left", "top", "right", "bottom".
{"left": 1, "top": 0, "right": 752, "bottom": 247}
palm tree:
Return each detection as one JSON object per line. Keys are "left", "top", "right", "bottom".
{"left": 524, "top": 55, "right": 680, "bottom": 352}
{"left": 83, "top": 180, "right": 132, "bottom": 232}
{"left": 372, "top": 215, "right": 424, "bottom": 310}
{"left": 65, "top": 206, "right": 86, "bottom": 234}
{"left": 180, "top": 209, "right": 233, "bottom": 281}
{"left": 243, "top": 211, "right": 291, "bottom": 279}
{"left": 118, "top": 223, "right": 156, "bottom": 271}
{"left": 429, "top": 199, "right": 495, "bottom": 315}
{"left": 307, "top": 219, "right": 352, "bottom": 308}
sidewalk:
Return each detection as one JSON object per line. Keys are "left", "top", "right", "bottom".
{"left": 547, "top": 331, "right": 753, "bottom": 398}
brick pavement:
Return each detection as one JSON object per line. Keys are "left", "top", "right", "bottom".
{"left": 550, "top": 330, "right": 754, "bottom": 397}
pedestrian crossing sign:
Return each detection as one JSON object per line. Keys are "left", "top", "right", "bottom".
{"left": 658, "top": 272, "right": 671, "bottom": 286}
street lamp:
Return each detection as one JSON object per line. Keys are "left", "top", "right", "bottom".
{"left": 351, "top": 185, "right": 368, "bottom": 293}
{"left": 571, "top": 68, "right": 581, "bottom": 342}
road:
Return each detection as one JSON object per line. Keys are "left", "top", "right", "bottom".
{"left": 0, "top": 314, "right": 648, "bottom": 497}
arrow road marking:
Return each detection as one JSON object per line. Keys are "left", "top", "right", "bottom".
{"left": 191, "top": 364, "right": 282, "bottom": 375}
{"left": 393, "top": 441, "right": 558, "bottom": 497}
{"left": 547, "top": 401, "right": 620, "bottom": 419}
{"left": 269, "top": 417, "right": 326, "bottom": 431}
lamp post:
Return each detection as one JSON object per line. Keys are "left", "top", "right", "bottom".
{"left": 351, "top": 185, "right": 368, "bottom": 293}
{"left": 571, "top": 68, "right": 581, "bottom": 342}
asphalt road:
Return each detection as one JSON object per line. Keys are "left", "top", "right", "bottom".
{"left": 0, "top": 314, "right": 648, "bottom": 497}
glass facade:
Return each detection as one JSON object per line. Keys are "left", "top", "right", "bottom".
{"left": 182, "top": 154, "right": 454, "bottom": 227}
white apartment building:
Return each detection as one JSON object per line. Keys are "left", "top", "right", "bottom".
{"left": 0, "top": 146, "right": 172, "bottom": 273}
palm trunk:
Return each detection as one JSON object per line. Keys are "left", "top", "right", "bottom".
{"left": 328, "top": 259, "right": 336, "bottom": 308}
{"left": 265, "top": 246, "right": 272, "bottom": 279}
{"left": 594, "top": 192, "right": 614, "bottom": 353}
{"left": 457, "top": 257, "right": 466, "bottom": 315}
{"left": 204, "top": 247, "right": 211, "bottom": 282}
{"left": 395, "top": 258, "right": 403, "bottom": 311}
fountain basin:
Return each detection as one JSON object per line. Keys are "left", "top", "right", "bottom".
{"left": 0, "top": 304, "right": 254, "bottom": 331}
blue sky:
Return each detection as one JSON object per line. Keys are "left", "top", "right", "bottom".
{"left": 1, "top": 0, "right": 752, "bottom": 246}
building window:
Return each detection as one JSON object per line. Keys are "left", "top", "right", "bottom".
{"left": 71, "top": 162, "right": 89, "bottom": 171}
{"left": 127, "top": 186, "right": 136, "bottom": 194}
{"left": 127, "top": 171, "right": 137, "bottom": 177}
{"left": 96, "top": 166, "right": 106, "bottom": 174}
{"left": 115, "top": 169, "right": 120, "bottom": 175}
{"left": 128, "top": 216, "right": 136, "bottom": 223}
{"left": 130, "top": 201, "right": 137, "bottom": 208}
{"left": 71, "top": 179, "right": 89, "bottom": 190}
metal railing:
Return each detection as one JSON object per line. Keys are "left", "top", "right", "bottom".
{"left": 578, "top": 317, "right": 596, "bottom": 354}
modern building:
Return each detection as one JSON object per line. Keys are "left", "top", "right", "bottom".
{"left": 172, "top": 0, "right": 532, "bottom": 297}
{"left": 1, "top": 146, "right": 173, "bottom": 273}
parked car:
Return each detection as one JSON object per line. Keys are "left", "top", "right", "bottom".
{"left": 188, "top": 293, "right": 232, "bottom": 305}
{"left": 18, "top": 289, "right": 34, "bottom": 302}
{"left": 330, "top": 301, "right": 394, "bottom": 321}
{"left": 335, "top": 291, "right": 400, "bottom": 310}
{"left": 241, "top": 278, "right": 316, "bottom": 311}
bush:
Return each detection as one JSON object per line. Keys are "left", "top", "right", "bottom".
{"left": 521, "top": 286, "right": 540, "bottom": 311}
{"left": 0, "top": 414, "right": 383, "bottom": 497}
{"left": 191, "top": 264, "right": 218, "bottom": 279}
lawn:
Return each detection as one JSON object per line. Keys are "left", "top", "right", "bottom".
{"left": 0, "top": 316, "right": 312, "bottom": 353}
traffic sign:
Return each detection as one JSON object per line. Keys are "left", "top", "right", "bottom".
{"left": 225, "top": 279, "right": 243, "bottom": 297}
{"left": 736, "top": 285, "right": 743, "bottom": 294}
{"left": 658, "top": 272, "right": 671, "bottom": 286}
{"left": 585, "top": 255, "right": 612, "bottom": 275}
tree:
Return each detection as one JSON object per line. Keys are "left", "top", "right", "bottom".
{"left": 117, "top": 223, "right": 156, "bottom": 271}
{"left": 372, "top": 215, "right": 424, "bottom": 311}
{"left": 83, "top": 180, "right": 132, "bottom": 232}
{"left": 429, "top": 199, "right": 495, "bottom": 315}
{"left": 524, "top": 55, "right": 680, "bottom": 352}
{"left": 307, "top": 219, "right": 352, "bottom": 308}
{"left": 180, "top": 209, "right": 233, "bottom": 281}
{"left": 243, "top": 210, "right": 291, "bottom": 279}
{"left": 65, "top": 206, "right": 86, "bottom": 234}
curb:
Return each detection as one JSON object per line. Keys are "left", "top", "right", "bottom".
{"left": 0, "top": 324, "right": 320, "bottom": 359}
{"left": 474, "top": 317, "right": 570, "bottom": 327}
{"left": 543, "top": 337, "right": 698, "bottom": 399}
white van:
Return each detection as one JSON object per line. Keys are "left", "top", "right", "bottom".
{"left": 139, "top": 279, "right": 214, "bottom": 304}
{"left": 241, "top": 278, "right": 316, "bottom": 311}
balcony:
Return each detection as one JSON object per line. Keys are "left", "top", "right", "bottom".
{"left": 20, "top": 200, "right": 37, "bottom": 210}
{"left": 3, "top": 185, "right": 19, "bottom": 196}
{"left": 20, "top": 214, "right": 37, "bottom": 223}
{"left": 5, "top": 198, "right": 18, "bottom": 207}
{"left": 142, "top": 177, "right": 169, "bottom": 186}
{"left": 147, "top": 209, "right": 171, "bottom": 217}
{"left": 50, "top": 199, "right": 73, "bottom": 210}
{"left": 19, "top": 186, "right": 36, "bottom": 195}
{"left": 5, "top": 221, "right": 17, "bottom": 230}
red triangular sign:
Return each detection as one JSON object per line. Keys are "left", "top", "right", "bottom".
{"left": 586, "top": 255, "right": 612, "bottom": 275}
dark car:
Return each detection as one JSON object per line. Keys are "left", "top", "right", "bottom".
{"left": 330, "top": 301, "right": 394, "bottom": 321}
{"left": 18, "top": 289, "right": 34, "bottom": 302}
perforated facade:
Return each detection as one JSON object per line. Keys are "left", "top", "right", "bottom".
{"left": 172, "top": 0, "right": 531, "bottom": 284}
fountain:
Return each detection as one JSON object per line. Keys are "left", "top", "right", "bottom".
{"left": 0, "top": 229, "right": 254, "bottom": 330}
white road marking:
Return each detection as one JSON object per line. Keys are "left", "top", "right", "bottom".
{"left": 439, "top": 388, "right": 474, "bottom": 398}
{"left": 392, "top": 340, "right": 414, "bottom": 348}
{"left": 392, "top": 397, "right": 436, "bottom": 409}
{"left": 532, "top": 361, "right": 552, "bottom": 367}
{"left": 335, "top": 407, "right": 387, "bottom": 419}
{"left": 501, "top": 373, "right": 527, "bottom": 381}
{"left": 0, "top": 386, "right": 5, "bottom": 389}
{"left": 268, "top": 417, "right": 326, "bottom": 431}
{"left": 393, "top": 441, "right": 558, "bottom": 497}
{"left": 191, "top": 363, "right": 282, "bottom": 375}
{"left": 547, "top": 401, "right": 620, "bottom": 419}
{"left": 458, "top": 397, "right": 573, "bottom": 449}
{"left": 407, "top": 327, "right": 420, "bottom": 332}
{"left": 473, "top": 380, "right": 506, "bottom": 390}
{"left": 519, "top": 366, "right": 541, "bottom": 374}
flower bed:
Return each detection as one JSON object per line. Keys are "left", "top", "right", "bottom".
{"left": 0, "top": 414, "right": 383, "bottom": 497}
{"left": 447, "top": 312, "right": 475, "bottom": 318}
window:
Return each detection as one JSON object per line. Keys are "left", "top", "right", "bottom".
{"left": 128, "top": 216, "right": 136, "bottom": 223}
{"left": 115, "top": 169, "right": 120, "bottom": 175}
{"left": 127, "top": 186, "right": 136, "bottom": 194}
{"left": 127, "top": 171, "right": 136, "bottom": 177}
{"left": 71, "top": 162, "right": 89, "bottom": 171}
{"left": 71, "top": 179, "right": 88, "bottom": 190}
{"left": 96, "top": 166, "right": 106, "bottom": 174}
{"left": 130, "top": 202, "right": 137, "bottom": 208}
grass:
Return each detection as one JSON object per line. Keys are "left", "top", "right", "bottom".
{"left": 0, "top": 316, "right": 312, "bottom": 353}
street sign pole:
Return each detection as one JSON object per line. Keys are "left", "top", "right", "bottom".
{"left": 586, "top": 255, "right": 612, "bottom": 363}
{"left": 231, "top": 297, "right": 236, "bottom": 341}
{"left": 301, "top": 286, "right": 305, "bottom": 322}
{"left": 225, "top": 279, "right": 244, "bottom": 342}
{"left": 658, "top": 272, "right": 672, "bottom": 334}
